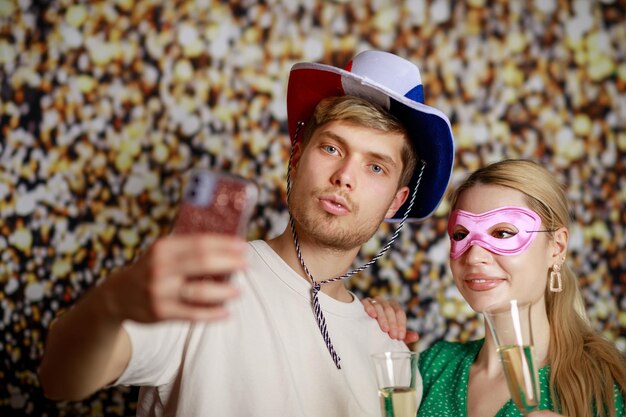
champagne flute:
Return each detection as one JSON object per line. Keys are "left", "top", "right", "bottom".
{"left": 483, "top": 299, "right": 540, "bottom": 415}
{"left": 371, "top": 351, "right": 420, "bottom": 417}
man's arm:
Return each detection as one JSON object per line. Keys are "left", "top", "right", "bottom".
{"left": 38, "top": 271, "right": 133, "bottom": 400}
{"left": 38, "top": 234, "right": 248, "bottom": 400}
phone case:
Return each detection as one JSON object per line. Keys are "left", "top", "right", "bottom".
{"left": 171, "top": 170, "right": 258, "bottom": 282}
{"left": 172, "top": 169, "right": 258, "bottom": 238}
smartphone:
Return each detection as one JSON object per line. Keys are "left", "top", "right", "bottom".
{"left": 171, "top": 169, "right": 259, "bottom": 280}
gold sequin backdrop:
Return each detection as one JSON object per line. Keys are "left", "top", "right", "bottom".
{"left": 1, "top": 0, "right": 625, "bottom": 415}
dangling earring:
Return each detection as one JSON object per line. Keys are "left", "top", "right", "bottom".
{"left": 550, "top": 261, "right": 563, "bottom": 293}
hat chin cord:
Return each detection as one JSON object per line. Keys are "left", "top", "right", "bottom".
{"left": 286, "top": 121, "right": 425, "bottom": 369}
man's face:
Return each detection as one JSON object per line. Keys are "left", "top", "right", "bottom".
{"left": 289, "top": 120, "right": 409, "bottom": 251}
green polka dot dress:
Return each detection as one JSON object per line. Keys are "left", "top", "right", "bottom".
{"left": 417, "top": 339, "right": 625, "bottom": 417}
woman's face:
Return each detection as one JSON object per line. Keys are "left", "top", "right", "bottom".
{"left": 448, "top": 184, "right": 558, "bottom": 313}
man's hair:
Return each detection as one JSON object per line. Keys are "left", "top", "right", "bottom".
{"left": 300, "top": 96, "right": 417, "bottom": 188}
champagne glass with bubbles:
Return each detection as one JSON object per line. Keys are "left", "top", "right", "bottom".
{"left": 483, "top": 299, "right": 540, "bottom": 415}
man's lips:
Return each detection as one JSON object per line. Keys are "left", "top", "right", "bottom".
{"left": 319, "top": 194, "right": 351, "bottom": 215}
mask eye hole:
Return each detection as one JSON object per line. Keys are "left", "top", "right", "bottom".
{"left": 451, "top": 227, "right": 469, "bottom": 241}
{"left": 489, "top": 223, "right": 519, "bottom": 239}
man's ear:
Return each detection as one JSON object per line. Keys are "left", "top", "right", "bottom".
{"left": 385, "top": 185, "right": 410, "bottom": 219}
{"left": 550, "top": 226, "right": 568, "bottom": 264}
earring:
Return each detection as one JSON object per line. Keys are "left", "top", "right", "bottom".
{"left": 550, "top": 261, "right": 563, "bottom": 293}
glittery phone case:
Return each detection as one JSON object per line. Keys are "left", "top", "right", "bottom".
{"left": 171, "top": 169, "right": 258, "bottom": 280}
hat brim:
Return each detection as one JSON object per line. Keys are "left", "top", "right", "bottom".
{"left": 287, "top": 62, "right": 455, "bottom": 221}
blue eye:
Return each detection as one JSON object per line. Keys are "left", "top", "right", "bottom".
{"left": 323, "top": 145, "right": 338, "bottom": 154}
{"left": 371, "top": 164, "right": 383, "bottom": 174}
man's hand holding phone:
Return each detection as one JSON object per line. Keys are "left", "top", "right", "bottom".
{"left": 104, "top": 170, "right": 258, "bottom": 324}
{"left": 104, "top": 233, "right": 248, "bottom": 323}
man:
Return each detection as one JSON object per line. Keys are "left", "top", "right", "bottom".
{"left": 39, "top": 50, "right": 454, "bottom": 416}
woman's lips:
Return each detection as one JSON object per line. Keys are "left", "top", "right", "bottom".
{"left": 464, "top": 276, "right": 506, "bottom": 291}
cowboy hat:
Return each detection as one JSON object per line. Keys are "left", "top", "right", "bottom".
{"left": 286, "top": 50, "right": 455, "bottom": 221}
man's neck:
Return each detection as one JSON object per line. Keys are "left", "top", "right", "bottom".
{"left": 266, "top": 230, "right": 360, "bottom": 302}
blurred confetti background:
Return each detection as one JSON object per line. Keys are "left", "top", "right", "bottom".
{"left": 1, "top": 0, "right": 625, "bottom": 415}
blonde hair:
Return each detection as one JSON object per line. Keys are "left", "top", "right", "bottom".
{"left": 449, "top": 159, "right": 626, "bottom": 417}
{"left": 300, "top": 95, "right": 417, "bottom": 188}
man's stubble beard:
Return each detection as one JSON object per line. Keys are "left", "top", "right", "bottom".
{"left": 288, "top": 189, "right": 385, "bottom": 252}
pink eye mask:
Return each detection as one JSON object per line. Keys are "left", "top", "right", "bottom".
{"left": 448, "top": 206, "right": 543, "bottom": 259}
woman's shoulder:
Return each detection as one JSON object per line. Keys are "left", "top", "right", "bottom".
{"left": 421, "top": 338, "right": 483, "bottom": 358}
{"left": 419, "top": 338, "right": 483, "bottom": 371}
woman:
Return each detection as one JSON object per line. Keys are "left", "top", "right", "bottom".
{"left": 366, "top": 159, "right": 626, "bottom": 417}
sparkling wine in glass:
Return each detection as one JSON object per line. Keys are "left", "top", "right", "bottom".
{"left": 484, "top": 300, "right": 540, "bottom": 415}
{"left": 371, "top": 351, "right": 420, "bottom": 417}
{"left": 497, "top": 344, "right": 540, "bottom": 412}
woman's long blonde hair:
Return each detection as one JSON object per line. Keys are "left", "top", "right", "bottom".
{"left": 449, "top": 159, "right": 626, "bottom": 417}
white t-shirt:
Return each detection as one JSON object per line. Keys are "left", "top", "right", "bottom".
{"left": 117, "top": 240, "right": 420, "bottom": 417}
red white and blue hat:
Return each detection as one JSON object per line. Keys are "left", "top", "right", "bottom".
{"left": 286, "top": 50, "right": 455, "bottom": 222}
